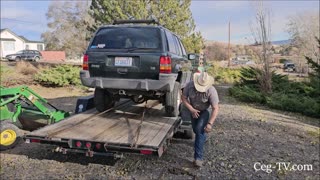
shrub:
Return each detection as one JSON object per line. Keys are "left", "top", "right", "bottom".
{"left": 207, "top": 64, "right": 241, "bottom": 84}
{"left": 16, "top": 61, "right": 38, "bottom": 75}
{"left": 229, "top": 86, "right": 265, "bottom": 103}
{"left": 266, "top": 93, "right": 320, "bottom": 118}
{"left": 230, "top": 66, "right": 320, "bottom": 118}
{"left": 34, "top": 65, "right": 81, "bottom": 87}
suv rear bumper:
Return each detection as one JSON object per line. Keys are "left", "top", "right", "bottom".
{"left": 80, "top": 70, "right": 177, "bottom": 92}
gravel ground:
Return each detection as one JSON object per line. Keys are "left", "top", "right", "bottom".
{"left": 0, "top": 85, "right": 319, "bottom": 179}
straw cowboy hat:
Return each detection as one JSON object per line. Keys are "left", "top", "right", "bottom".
{"left": 193, "top": 72, "right": 214, "bottom": 92}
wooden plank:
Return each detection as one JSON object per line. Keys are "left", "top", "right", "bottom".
{"left": 31, "top": 108, "right": 97, "bottom": 136}
{"left": 29, "top": 100, "right": 178, "bottom": 148}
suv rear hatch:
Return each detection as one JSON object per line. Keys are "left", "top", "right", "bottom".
{"left": 87, "top": 27, "right": 163, "bottom": 80}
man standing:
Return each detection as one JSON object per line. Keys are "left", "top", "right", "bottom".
{"left": 181, "top": 72, "right": 219, "bottom": 167}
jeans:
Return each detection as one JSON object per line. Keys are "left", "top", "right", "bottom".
{"left": 191, "top": 110, "right": 210, "bottom": 160}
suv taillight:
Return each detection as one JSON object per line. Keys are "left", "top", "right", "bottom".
{"left": 83, "top": 54, "right": 88, "bottom": 70}
{"left": 160, "top": 56, "right": 171, "bottom": 73}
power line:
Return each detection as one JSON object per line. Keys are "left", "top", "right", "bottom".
{"left": 1, "top": 18, "right": 45, "bottom": 25}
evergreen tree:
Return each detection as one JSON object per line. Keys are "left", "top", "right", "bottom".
{"left": 89, "top": 0, "right": 203, "bottom": 53}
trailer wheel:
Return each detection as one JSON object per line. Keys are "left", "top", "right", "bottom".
{"left": 165, "top": 82, "right": 181, "bottom": 117}
{"left": 94, "top": 88, "right": 115, "bottom": 112}
{"left": 183, "top": 129, "right": 194, "bottom": 140}
{"left": 0, "top": 121, "right": 20, "bottom": 151}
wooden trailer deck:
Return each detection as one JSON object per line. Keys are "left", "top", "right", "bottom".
{"left": 28, "top": 100, "right": 179, "bottom": 149}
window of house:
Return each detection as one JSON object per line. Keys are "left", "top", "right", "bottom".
{"left": 3, "top": 42, "right": 15, "bottom": 51}
{"left": 37, "top": 44, "right": 43, "bottom": 51}
{"left": 26, "top": 45, "right": 29, "bottom": 49}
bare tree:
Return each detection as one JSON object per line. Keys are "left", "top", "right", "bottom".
{"left": 42, "top": 1, "right": 94, "bottom": 59}
{"left": 250, "top": 1, "right": 273, "bottom": 93}
{"left": 287, "top": 11, "right": 320, "bottom": 73}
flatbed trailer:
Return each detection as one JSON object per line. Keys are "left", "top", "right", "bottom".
{"left": 24, "top": 99, "right": 182, "bottom": 157}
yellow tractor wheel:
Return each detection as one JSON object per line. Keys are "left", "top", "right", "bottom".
{"left": 0, "top": 121, "right": 20, "bottom": 150}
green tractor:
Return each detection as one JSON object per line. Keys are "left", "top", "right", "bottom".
{"left": 0, "top": 86, "right": 69, "bottom": 150}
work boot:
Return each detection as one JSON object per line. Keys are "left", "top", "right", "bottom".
{"left": 193, "top": 160, "right": 203, "bottom": 167}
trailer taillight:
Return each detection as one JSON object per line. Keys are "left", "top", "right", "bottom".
{"left": 75, "top": 141, "right": 82, "bottom": 147}
{"left": 83, "top": 54, "right": 89, "bottom": 70}
{"left": 85, "top": 142, "right": 91, "bottom": 149}
{"left": 31, "top": 139, "right": 40, "bottom": 143}
{"left": 159, "top": 56, "right": 171, "bottom": 73}
{"left": 95, "top": 143, "right": 102, "bottom": 149}
{"left": 140, "top": 149, "right": 153, "bottom": 155}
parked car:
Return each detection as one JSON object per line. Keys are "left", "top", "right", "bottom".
{"left": 5, "top": 50, "right": 42, "bottom": 61}
{"left": 283, "top": 62, "right": 296, "bottom": 72}
{"left": 80, "top": 19, "right": 196, "bottom": 117}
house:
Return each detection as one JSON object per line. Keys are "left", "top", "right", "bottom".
{"left": 0, "top": 28, "right": 45, "bottom": 58}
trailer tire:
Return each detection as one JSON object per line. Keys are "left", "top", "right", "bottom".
{"left": 94, "top": 88, "right": 115, "bottom": 112}
{"left": 183, "top": 129, "right": 194, "bottom": 140}
{"left": 0, "top": 121, "right": 21, "bottom": 151}
{"left": 165, "top": 82, "right": 181, "bottom": 117}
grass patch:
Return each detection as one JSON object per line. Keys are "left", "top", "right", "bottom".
{"left": 307, "top": 129, "right": 320, "bottom": 139}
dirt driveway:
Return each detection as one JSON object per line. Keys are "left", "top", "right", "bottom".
{"left": 0, "top": 85, "right": 319, "bottom": 179}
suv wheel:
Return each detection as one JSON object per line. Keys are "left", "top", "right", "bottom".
{"left": 15, "top": 57, "right": 21, "bottom": 61}
{"left": 165, "top": 82, "right": 181, "bottom": 117}
{"left": 94, "top": 88, "right": 115, "bottom": 112}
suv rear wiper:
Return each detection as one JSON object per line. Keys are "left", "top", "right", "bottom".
{"left": 126, "top": 47, "right": 156, "bottom": 52}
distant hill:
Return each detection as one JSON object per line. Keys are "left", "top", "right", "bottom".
{"left": 205, "top": 39, "right": 292, "bottom": 46}
{"left": 271, "top": 39, "right": 291, "bottom": 45}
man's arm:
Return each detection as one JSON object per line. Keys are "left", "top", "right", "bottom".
{"left": 181, "top": 94, "right": 200, "bottom": 118}
{"left": 204, "top": 104, "right": 219, "bottom": 133}
{"left": 208, "top": 104, "right": 219, "bottom": 125}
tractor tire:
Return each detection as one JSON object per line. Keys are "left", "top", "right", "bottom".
{"left": 94, "top": 88, "right": 115, "bottom": 112}
{"left": 165, "top": 82, "right": 181, "bottom": 117}
{"left": 0, "top": 121, "right": 21, "bottom": 151}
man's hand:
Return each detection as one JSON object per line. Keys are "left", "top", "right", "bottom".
{"left": 204, "top": 124, "right": 212, "bottom": 133}
{"left": 190, "top": 108, "right": 200, "bottom": 118}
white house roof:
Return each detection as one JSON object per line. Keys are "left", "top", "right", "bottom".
{"left": 0, "top": 28, "right": 44, "bottom": 44}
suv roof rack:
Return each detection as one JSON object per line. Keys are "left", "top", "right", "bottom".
{"left": 113, "top": 19, "right": 160, "bottom": 25}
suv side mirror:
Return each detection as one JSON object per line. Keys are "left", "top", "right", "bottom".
{"left": 188, "top": 54, "right": 196, "bottom": 60}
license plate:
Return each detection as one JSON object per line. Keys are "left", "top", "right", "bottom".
{"left": 115, "top": 57, "right": 132, "bottom": 66}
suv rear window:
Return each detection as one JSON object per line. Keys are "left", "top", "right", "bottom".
{"left": 90, "top": 27, "right": 161, "bottom": 50}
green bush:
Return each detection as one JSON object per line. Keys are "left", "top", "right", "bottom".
{"left": 34, "top": 65, "right": 81, "bottom": 87}
{"left": 230, "top": 66, "right": 320, "bottom": 118}
{"left": 279, "top": 58, "right": 287, "bottom": 64}
{"left": 229, "top": 86, "right": 265, "bottom": 103}
{"left": 266, "top": 93, "right": 320, "bottom": 117}
{"left": 207, "top": 65, "right": 241, "bottom": 84}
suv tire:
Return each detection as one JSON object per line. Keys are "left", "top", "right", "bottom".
{"left": 165, "top": 82, "right": 181, "bottom": 117}
{"left": 94, "top": 88, "right": 115, "bottom": 112}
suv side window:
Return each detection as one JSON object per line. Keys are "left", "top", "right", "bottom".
{"left": 178, "top": 39, "right": 187, "bottom": 56}
{"left": 173, "top": 36, "right": 182, "bottom": 56}
{"left": 165, "top": 31, "right": 177, "bottom": 54}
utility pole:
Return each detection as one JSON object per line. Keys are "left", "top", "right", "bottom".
{"left": 228, "top": 21, "right": 231, "bottom": 67}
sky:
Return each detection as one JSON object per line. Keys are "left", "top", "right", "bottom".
{"left": 1, "top": 0, "right": 319, "bottom": 44}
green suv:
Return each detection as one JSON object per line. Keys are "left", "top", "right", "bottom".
{"left": 80, "top": 20, "right": 195, "bottom": 117}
